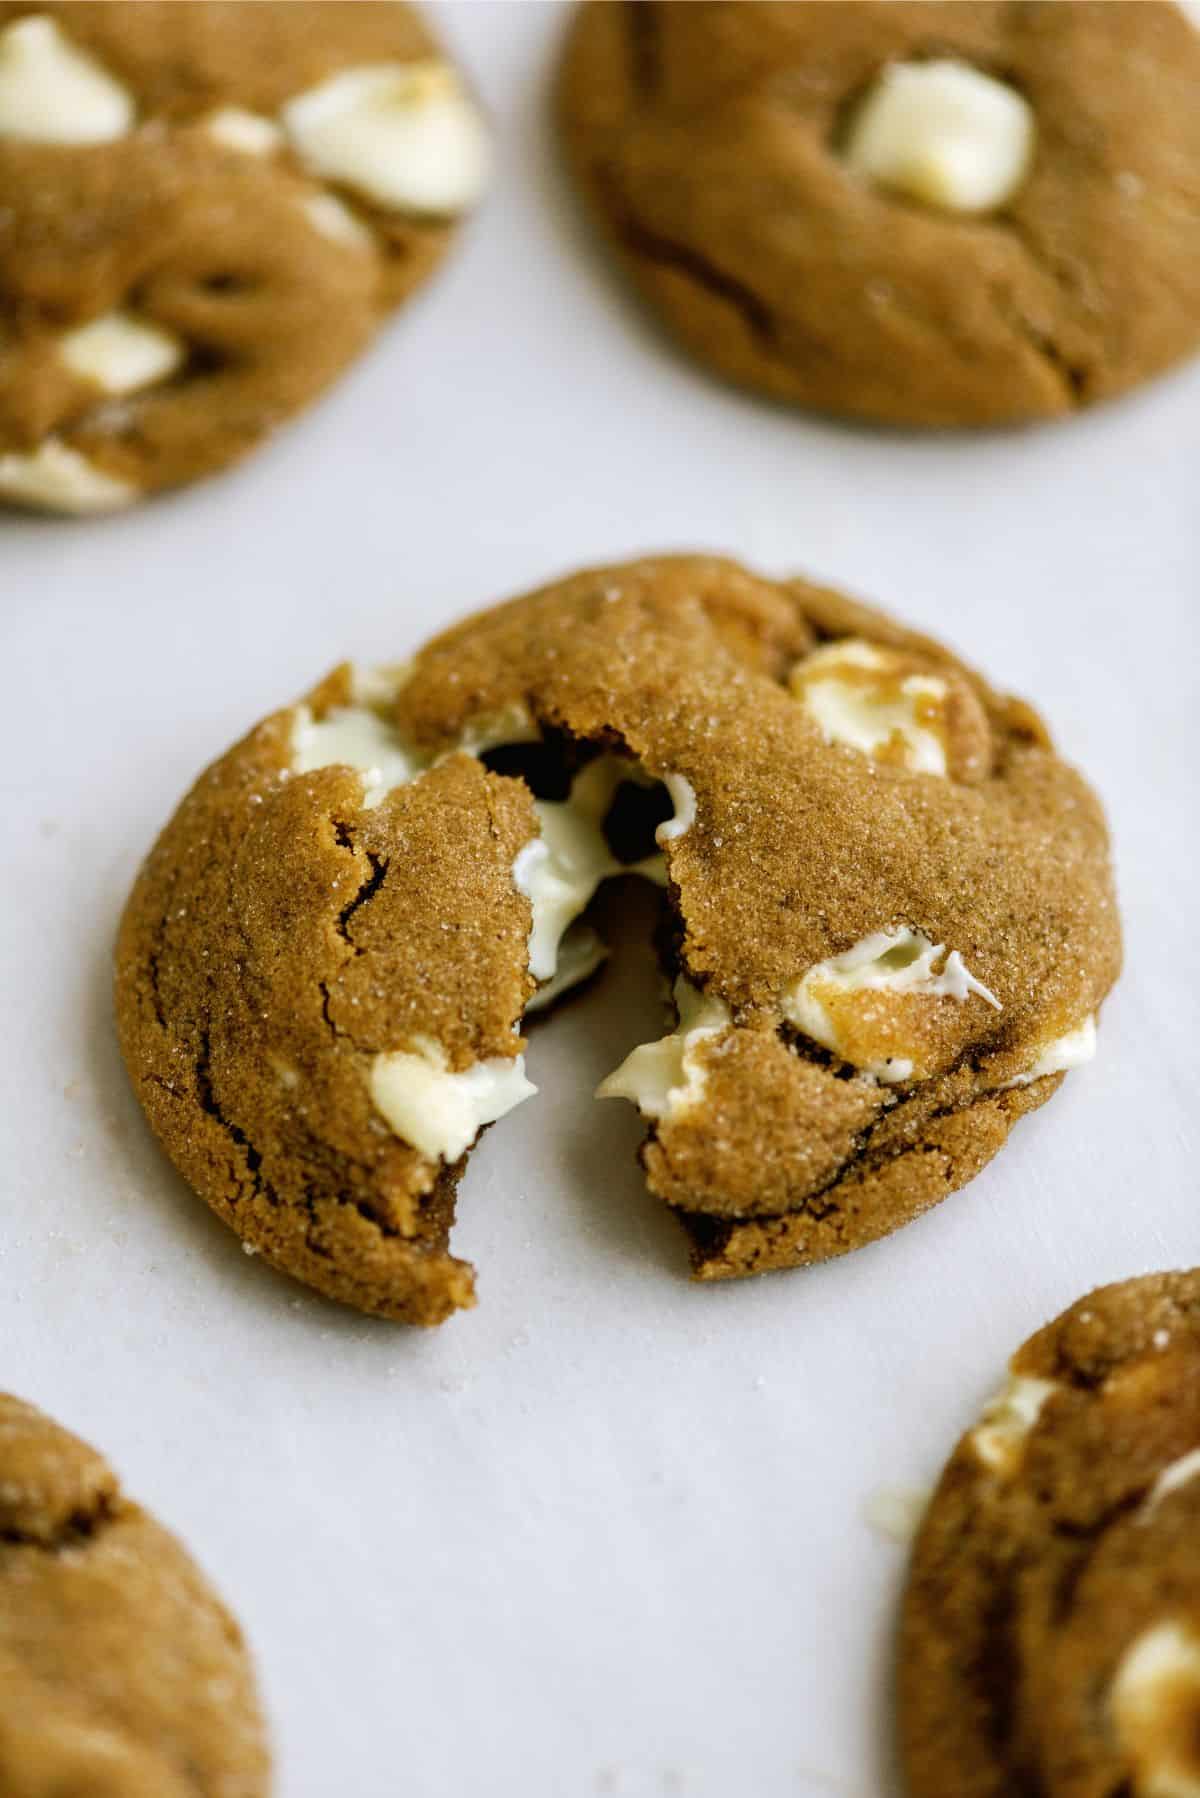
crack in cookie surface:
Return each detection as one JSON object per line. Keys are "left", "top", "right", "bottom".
{"left": 115, "top": 554, "right": 1119, "bottom": 1323}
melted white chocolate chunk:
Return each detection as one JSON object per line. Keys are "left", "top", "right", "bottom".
{"left": 513, "top": 758, "right": 666, "bottom": 994}
{"left": 370, "top": 1037, "right": 535, "bottom": 1162}
{"left": 1111, "top": 1622, "right": 1200, "bottom": 1798}
{"left": 302, "top": 191, "right": 374, "bottom": 250}
{"left": 843, "top": 58, "right": 1036, "bottom": 214}
{"left": 282, "top": 59, "right": 489, "bottom": 215}
{"left": 59, "top": 311, "right": 185, "bottom": 396}
{"left": 596, "top": 979, "right": 731, "bottom": 1120}
{"left": 290, "top": 703, "right": 420, "bottom": 807}
{"left": 970, "top": 1373, "right": 1058, "bottom": 1473}
{"left": 1139, "top": 1450, "right": 1200, "bottom": 1523}
{"left": 0, "top": 439, "right": 135, "bottom": 514}
{"left": 790, "top": 640, "right": 951, "bottom": 776}
{"left": 0, "top": 15, "right": 134, "bottom": 144}
{"left": 782, "top": 927, "right": 1000, "bottom": 1083}
{"left": 206, "top": 106, "right": 284, "bottom": 157}
{"left": 1005, "top": 1015, "right": 1097, "bottom": 1088}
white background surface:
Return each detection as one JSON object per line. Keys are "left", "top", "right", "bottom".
{"left": 3, "top": 6, "right": 1198, "bottom": 1794}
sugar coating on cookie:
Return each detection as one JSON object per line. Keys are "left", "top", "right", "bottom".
{"left": 116, "top": 555, "right": 1119, "bottom": 1324}
{"left": 901, "top": 1271, "right": 1200, "bottom": 1797}
{"left": 842, "top": 58, "right": 1035, "bottom": 214}
{"left": 558, "top": 1, "right": 1200, "bottom": 425}
{"left": 0, "top": 1, "right": 488, "bottom": 510}
{"left": 0, "top": 1392, "right": 270, "bottom": 1796}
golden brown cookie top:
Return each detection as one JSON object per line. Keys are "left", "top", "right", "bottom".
{"left": 558, "top": 1, "right": 1200, "bottom": 426}
{"left": 0, "top": 2, "right": 489, "bottom": 509}
{"left": 116, "top": 555, "right": 1119, "bottom": 1324}
{"left": 0, "top": 1393, "right": 270, "bottom": 1797}
{"left": 901, "top": 1272, "right": 1200, "bottom": 1798}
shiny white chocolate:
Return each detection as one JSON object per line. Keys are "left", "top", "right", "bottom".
{"left": 596, "top": 979, "right": 731, "bottom": 1120}
{"left": 289, "top": 704, "right": 420, "bottom": 807}
{"left": 206, "top": 106, "right": 284, "bottom": 157}
{"left": 369, "top": 1037, "right": 535, "bottom": 1162}
{"left": 282, "top": 60, "right": 489, "bottom": 215}
{"left": 0, "top": 439, "right": 135, "bottom": 514}
{"left": 0, "top": 15, "right": 134, "bottom": 144}
{"left": 1140, "top": 1450, "right": 1200, "bottom": 1523}
{"left": 301, "top": 191, "right": 375, "bottom": 251}
{"left": 513, "top": 758, "right": 666, "bottom": 990}
{"left": 971, "top": 1373, "right": 1058, "bottom": 1473}
{"left": 524, "top": 925, "right": 608, "bottom": 1015}
{"left": 655, "top": 772, "right": 696, "bottom": 844}
{"left": 782, "top": 927, "right": 1000, "bottom": 1082}
{"left": 1005, "top": 1015, "right": 1097, "bottom": 1087}
{"left": 59, "top": 311, "right": 184, "bottom": 396}
{"left": 1111, "top": 1622, "right": 1200, "bottom": 1798}
{"left": 790, "top": 640, "right": 950, "bottom": 776}
{"left": 843, "top": 58, "right": 1035, "bottom": 214}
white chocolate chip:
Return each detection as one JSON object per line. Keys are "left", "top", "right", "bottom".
{"left": 1003, "top": 1014, "right": 1097, "bottom": 1088}
{"left": 0, "top": 15, "right": 134, "bottom": 144}
{"left": 0, "top": 439, "right": 135, "bottom": 514}
{"left": 970, "top": 1373, "right": 1058, "bottom": 1473}
{"left": 862, "top": 1484, "right": 930, "bottom": 1546}
{"left": 1111, "top": 1622, "right": 1200, "bottom": 1798}
{"left": 513, "top": 757, "right": 666, "bottom": 994}
{"left": 301, "top": 191, "right": 375, "bottom": 251}
{"left": 524, "top": 924, "right": 607, "bottom": 1015}
{"left": 205, "top": 106, "right": 285, "bottom": 157}
{"left": 655, "top": 772, "right": 696, "bottom": 845}
{"left": 843, "top": 58, "right": 1035, "bottom": 214}
{"left": 1139, "top": 1450, "right": 1200, "bottom": 1523}
{"left": 790, "top": 640, "right": 951, "bottom": 777}
{"left": 59, "top": 311, "right": 184, "bottom": 396}
{"left": 289, "top": 703, "right": 420, "bottom": 807}
{"left": 369, "top": 1036, "right": 535, "bottom": 1162}
{"left": 281, "top": 59, "right": 489, "bottom": 215}
{"left": 782, "top": 927, "right": 1000, "bottom": 1083}
{"left": 513, "top": 760, "right": 626, "bottom": 985}
{"left": 596, "top": 978, "right": 731, "bottom": 1120}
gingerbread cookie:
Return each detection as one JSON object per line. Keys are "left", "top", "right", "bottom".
{"left": 0, "top": 1392, "right": 270, "bottom": 1796}
{"left": 558, "top": 1, "right": 1200, "bottom": 426}
{"left": 116, "top": 555, "right": 1119, "bottom": 1325}
{"left": 0, "top": 2, "right": 488, "bottom": 511}
{"left": 900, "top": 1272, "right": 1200, "bottom": 1798}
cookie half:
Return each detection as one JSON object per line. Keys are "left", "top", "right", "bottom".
{"left": 900, "top": 1272, "right": 1200, "bottom": 1797}
{"left": 0, "top": 1, "right": 488, "bottom": 511}
{"left": 558, "top": 1, "right": 1200, "bottom": 426}
{"left": 0, "top": 1392, "right": 270, "bottom": 1796}
{"left": 115, "top": 555, "right": 1120, "bottom": 1324}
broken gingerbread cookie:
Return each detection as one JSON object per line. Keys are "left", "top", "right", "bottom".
{"left": 0, "top": 1, "right": 488, "bottom": 512}
{"left": 557, "top": 1, "right": 1200, "bottom": 426}
{"left": 0, "top": 1391, "right": 270, "bottom": 1796}
{"left": 115, "top": 554, "right": 1119, "bottom": 1325}
{"left": 900, "top": 1271, "right": 1200, "bottom": 1798}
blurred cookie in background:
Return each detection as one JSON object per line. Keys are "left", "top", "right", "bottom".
{"left": 0, "top": 1390, "right": 270, "bottom": 1796}
{"left": 558, "top": 1, "right": 1200, "bottom": 427}
{"left": 0, "top": 2, "right": 489, "bottom": 513}
{"left": 901, "top": 1271, "right": 1200, "bottom": 1796}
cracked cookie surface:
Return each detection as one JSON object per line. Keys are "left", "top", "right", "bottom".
{"left": 0, "top": 1, "right": 487, "bottom": 510}
{"left": 0, "top": 1392, "right": 270, "bottom": 1797}
{"left": 557, "top": 1, "right": 1200, "bottom": 427}
{"left": 900, "top": 1272, "right": 1200, "bottom": 1798}
{"left": 115, "top": 554, "right": 1119, "bottom": 1325}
